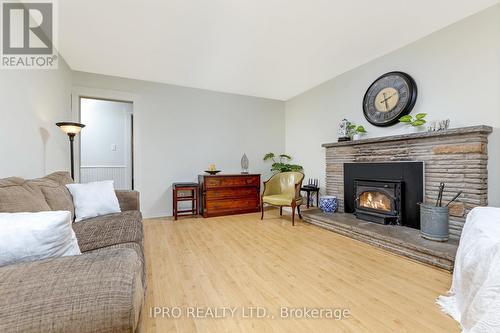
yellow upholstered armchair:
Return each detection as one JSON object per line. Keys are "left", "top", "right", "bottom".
{"left": 261, "top": 172, "right": 305, "bottom": 225}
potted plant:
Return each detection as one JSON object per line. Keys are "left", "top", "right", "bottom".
{"left": 263, "top": 153, "right": 303, "bottom": 173}
{"left": 399, "top": 113, "right": 427, "bottom": 133}
{"left": 347, "top": 123, "right": 367, "bottom": 140}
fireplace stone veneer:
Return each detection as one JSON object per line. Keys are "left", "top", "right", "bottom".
{"left": 323, "top": 125, "right": 492, "bottom": 239}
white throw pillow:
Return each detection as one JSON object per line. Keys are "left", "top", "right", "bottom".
{"left": 0, "top": 211, "right": 81, "bottom": 267}
{"left": 66, "top": 180, "right": 121, "bottom": 222}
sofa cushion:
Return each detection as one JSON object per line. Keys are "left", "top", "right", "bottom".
{"left": 27, "top": 172, "right": 75, "bottom": 220}
{"left": 87, "top": 242, "right": 144, "bottom": 270}
{"left": 0, "top": 211, "right": 80, "bottom": 267}
{"left": 0, "top": 247, "right": 144, "bottom": 333}
{"left": 66, "top": 181, "right": 121, "bottom": 222}
{"left": 87, "top": 242, "right": 146, "bottom": 288}
{"left": 72, "top": 211, "right": 143, "bottom": 253}
{"left": 0, "top": 177, "right": 51, "bottom": 212}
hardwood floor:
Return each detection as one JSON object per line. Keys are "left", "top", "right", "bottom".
{"left": 140, "top": 209, "right": 459, "bottom": 333}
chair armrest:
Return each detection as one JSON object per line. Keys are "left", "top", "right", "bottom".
{"left": 294, "top": 173, "right": 305, "bottom": 200}
{"left": 115, "top": 190, "right": 140, "bottom": 211}
{"left": 294, "top": 182, "right": 303, "bottom": 200}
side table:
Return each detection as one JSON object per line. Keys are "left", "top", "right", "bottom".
{"left": 300, "top": 186, "right": 320, "bottom": 208}
{"left": 173, "top": 182, "right": 199, "bottom": 220}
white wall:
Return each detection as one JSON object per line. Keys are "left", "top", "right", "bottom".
{"left": 285, "top": 4, "right": 500, "bottom": 206}
{"left": 80, "top": 98, "right": 132, "bottom": 167}
{"left": 72, "top": 72, "right": 285, "bottom": 218}
{"left": 0, "top": 58, "right": 73, "bottom": 179}
{"left": 80, "top": 98, "right": 133, "bottom": 189}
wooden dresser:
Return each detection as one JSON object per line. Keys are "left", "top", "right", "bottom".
{"left": 198, "top": 174, "right": 261, "bottom": 218}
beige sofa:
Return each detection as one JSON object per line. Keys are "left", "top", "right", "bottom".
{"left": 0, "top": 172, "right": 145, "bottom": 333}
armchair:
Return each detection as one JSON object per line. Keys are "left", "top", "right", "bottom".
{"left": 261, "top": 172, "right": 305, "bottom": 225}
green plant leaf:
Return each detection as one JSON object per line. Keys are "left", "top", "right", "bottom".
{"left": 279, "top": 154, "right": 292, "bottom": 160}
{"left": 278, "top": 163, "right": 291, "bottom": 172}
{"left": 356, "top": 126, "right": 366, "bottom": 133}
{"left": 347, "top": 124, "right": 356, "bottom": 130}
{"left": 265, "top": 153, "right": 303, "bottom": 172}
{"left": 263, "top": 152, "right": 275, "bottom": 161}
{"left": 415, "top": 113, "right": 427, "bottom": 120}
{"left": 399, "top": 115, "right": 412, "bottom": 123}
{"left": 411, "top": 119, "right": 426, "bottom": 127}
{"left": 270, "top": 162, "right": 282, "bottom": 171}
{"left": 289, "top": 164, "right": 303, "bottom": 171}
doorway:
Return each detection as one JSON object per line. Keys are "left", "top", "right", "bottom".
{"left": 79, "top": 97, "right": 134, "bottom": 190}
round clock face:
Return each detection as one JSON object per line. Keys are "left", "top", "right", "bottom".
{"left": 363, "top": 72, "right": 417, "bottom": 126}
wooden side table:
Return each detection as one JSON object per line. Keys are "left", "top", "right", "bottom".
{"left": 301, "top": 186, "right": 320, "bottom": 208}
{"left": 173, "top": 182, "right": 199, "bottom": 220}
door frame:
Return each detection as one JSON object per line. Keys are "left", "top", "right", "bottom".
{"left": 71, "top": 87, "right": 141, "bottom": 190}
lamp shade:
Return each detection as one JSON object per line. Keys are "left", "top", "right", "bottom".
{"left": 56, "top": 122, "right": 85, "bottom": 135}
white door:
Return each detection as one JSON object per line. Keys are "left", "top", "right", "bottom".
{"left": 80, "top": 98, "right": 133, "bottom": 190}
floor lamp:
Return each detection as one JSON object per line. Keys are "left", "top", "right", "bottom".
{"left": 56, "top": 122, "right": 85, "bottom": 180}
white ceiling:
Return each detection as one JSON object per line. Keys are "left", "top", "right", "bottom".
{"left": 59, "top": 0, "right": 499, "bottom": 100}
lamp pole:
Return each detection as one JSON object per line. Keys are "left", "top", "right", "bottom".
{"left": 68, "top": 133, "right": 76, "bottom": 179}
{"left": 56, "top": 122, "right": 85, "bottom": 180}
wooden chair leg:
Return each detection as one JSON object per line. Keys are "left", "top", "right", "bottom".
{"left": 280, "top": 207, "right": 283, "bottom": 216}
{"left": 297, "top": 205, "right": 302, "bottom": 219}
{"left": 291, "top": 204, "right": 296, "bottom": 226}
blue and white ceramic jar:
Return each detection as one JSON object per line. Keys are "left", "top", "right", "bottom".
{"left": 319, "top": 196, "right": 338, "bottom": 213}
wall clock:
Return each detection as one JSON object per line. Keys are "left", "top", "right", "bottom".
{"left": 363, "top": 71, "right": 418, "bottom": 127}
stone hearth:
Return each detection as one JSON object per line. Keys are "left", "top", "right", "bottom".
{"left": 323, "top": 125, "right": 492, "bottom": 239}
{"left": 302, "top": 209, "right": 458, "bottom": 271}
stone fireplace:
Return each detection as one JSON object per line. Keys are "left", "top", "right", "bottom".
{"left": 323, "top": 125, "right": 492, "bottom": 239}
{"left": 301, "top": 125, "right": 492, "bottom": 270}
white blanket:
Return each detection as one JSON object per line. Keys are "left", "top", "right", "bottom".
{"left": 437, "top": 207, "right": 500, "bottom": 332}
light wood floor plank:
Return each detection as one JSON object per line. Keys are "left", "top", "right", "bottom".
{"left": 140, "top": 209, "right": 458, "bottom": 333}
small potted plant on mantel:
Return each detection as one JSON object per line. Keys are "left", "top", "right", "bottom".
{"left": 347, "top": 123, "right": 367, "bottom": 140}
{"left": 399, "top": 113, "right": 427, "bottom": 133}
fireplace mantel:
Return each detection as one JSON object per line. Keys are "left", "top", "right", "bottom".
{"left": 322, "top": 125, "right": 492, "bottom": 148}
{"left": 322, "top": 124, "right": 493, "bottom": 239}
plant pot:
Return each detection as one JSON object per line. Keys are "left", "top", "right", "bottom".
{"left": 319, "top": 196, "right": 338, "bottom": 213}
{"left": 408, "top": 126, "right": 425, "bottom": 134}
{"left": 352, "top": 134, "right": 361, "bottom": 141}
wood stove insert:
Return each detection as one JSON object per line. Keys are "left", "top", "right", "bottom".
{"left": 344, "top": 162, "right": 423, "bottom": 229}
{"left": 355, "top": 179, "right": 402, "bottom": 225}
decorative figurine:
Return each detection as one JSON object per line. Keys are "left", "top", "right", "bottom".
{"left": 338, "top": 118, "right": 351, "bottom": 142}
{"left": 241, "top": 153, "right": 249, "bottom": 174}
{"left": 438, "top": 119, "right": 450, "bottom": 131}
{"left": 428, "top": 119, "right": 450, "bottom": 132}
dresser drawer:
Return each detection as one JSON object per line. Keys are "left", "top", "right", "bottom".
{"left": 204, "top": 176, "right": 260, "bottom": 188}
{"left": 206, "top": 187, "right": 258, "bottom": 200}
{"left": 205, "top": 197, "right": 259, "bottom": 212}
